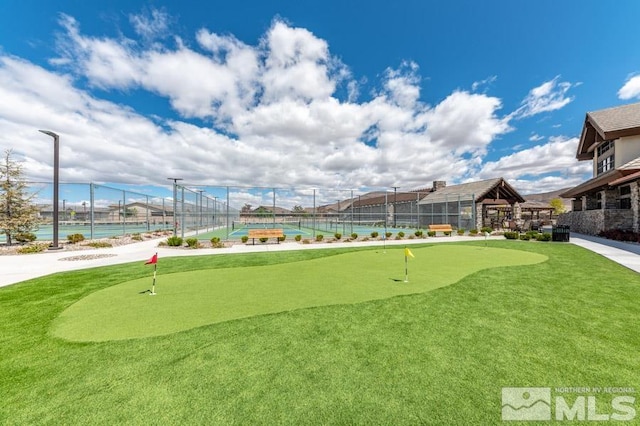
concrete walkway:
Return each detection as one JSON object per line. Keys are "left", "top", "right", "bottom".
{"left": 1, "top": 233, "right": 638, "bottom": 288}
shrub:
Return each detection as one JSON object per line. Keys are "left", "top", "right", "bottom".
{"left": 398, "top": 231, "right": 405, "bottom": 238}
{"left": 519, "top": 234, "right": 531, "bottom": 241}
{"left": 414, "top": 230, "right": 423, "bottom": 237}
{"left": 132, "top": 233, "right": 143, "bottom": 241}
{"left": 504, "top": 231, "right": 519, "bottom": 240}
{"left": 67, "top": 233, "right": 85, "bottom": 244}
{"left": 185, "top": 237, "right": 199, "bottom": 248}
{"left": 241, "top": 235, "right": 249, "bottom": 243}
{"left": 334, "top": 233, "right": 342, "bottom": 240}
{"left": 17, "top": 243, "right": 48, "bottom": 254}
{"left": 526, "top": 231, "right": 539, "bottom": 239}
{"left": 166, "top": 236, "right": 183, "bottom": 246}
{"left": 295, "top": 234, "right": 302, "bottom": 242}
{"left": 385, "top": 232, "right": 392, "bottom": 239}
{"left": 259, "top": 237, "right": 268, "bottom": 243}
{"left": 371, "top": 231, "right": 379, "bottom": 238}
{"left": 315, "top": 234, "right": 324, "bottom": 242}
{"left": 457, "top": 229, "right": 465, "bottom": 235}
{"left": 87, "top": 241, "right": 113, "bottom": 248}
{"left": 469, "top": 229, "right": 479, "bottom": 236}
{"left": 427, "top": 231, "right": 436, "bottom": 237}
{"left": 536, "top": 233, "right": 552, "bottom": 242}
{"left": 278, "top": 235, "right": 286, "bottom": 242}
{"left": 211, "top": 236, "right": 220, "bottom": 244}
{"left": 480, "top": 227, "right": 493, "bottom": 234}
{"left": 350, "top": 233, "right": 358, "bottom": 240}
{"left": 598, "top": 229, "right": 640, "bottom": 243}
{"left": 444, "top": 231, "right": 451, "bottom": 236}
{"left": 15, "top": 232, "right": 37, "bottom": 243}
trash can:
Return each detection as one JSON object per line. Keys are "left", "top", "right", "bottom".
{"left": 552, "top": 225, "right": 570, "bottom": 242}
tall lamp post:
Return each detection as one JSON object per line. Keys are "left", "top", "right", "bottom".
{"left": 198, "top": 190, "right": 204, "bottom": 232}
{"left": 167, "top": 178, "right": 183, "bottom": 236}
{"left": 392, "top": 186, "right": 400, "bottom": 228}
{"left": 213, "top": 196, "right": 218, "bottom": 228}
{"left": 39, "top": 130, "right": 61, "bottom": 250}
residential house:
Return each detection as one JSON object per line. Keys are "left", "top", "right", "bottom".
{"left": 559, "top": 102, "right": 640, "bottom": 234}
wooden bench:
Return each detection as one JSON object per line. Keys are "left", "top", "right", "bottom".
{"left": 248, "top": 229, "right": 284, "bottom": 245}
{"left": 428, "top": 224, "right": 453, "bottom": 236}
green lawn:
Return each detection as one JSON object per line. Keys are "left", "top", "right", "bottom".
{"left": 1, "top": 240, "right": 639, "bottom": 424}
{"left": 52, "top": 245, "right": 546, "bottom": 341}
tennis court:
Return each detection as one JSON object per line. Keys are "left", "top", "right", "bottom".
{"left": 228, "top": 221, "right": 313, "bottom": 238}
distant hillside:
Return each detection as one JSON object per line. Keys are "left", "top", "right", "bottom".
{"left": 524, "top": 188, "right": 570, "bottom": 202}
{"left": 523, "top": 188, "right": 572, "bottom": 211}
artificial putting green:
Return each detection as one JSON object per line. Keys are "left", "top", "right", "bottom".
{"left": 51, "top": 245, "right": 547, "bottom": 342}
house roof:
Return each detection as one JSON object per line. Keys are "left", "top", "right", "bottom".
{"left": 576, "top": 102, "right": 640, "bottom": 160}
{"left": 559, "top": 169, "right": 624, "bottom": 198}
{"left": 560, "top": 155, "right": 640, "bottom": 198}
{"left": 251, "top": 205, "right": 292, "bottom": 215}
{"left": 419, "top": 178, "right": 525, "bottom": 204}
{"left": 351, "top": 191, "right": 426, "bottom": 207}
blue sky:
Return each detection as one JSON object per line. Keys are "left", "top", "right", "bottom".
{"left": 2, "top": 0, "right": 640, "bottom": 206}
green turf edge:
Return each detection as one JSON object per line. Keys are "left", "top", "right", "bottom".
{"left": 1, "top": 240, "right": 639, "bottom": 425}
{"left": 50, "top": 245, "right": 547, "bottom": 342}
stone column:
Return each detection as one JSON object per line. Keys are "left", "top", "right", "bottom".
{"left": 475, "top": 203, "right": 483, "bottom": 230}
{"left": 632, "top": 182, "right": 640, "bottom": 233}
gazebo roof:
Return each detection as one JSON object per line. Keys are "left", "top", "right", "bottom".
{"left": 419, "top": 178, "right": 525, "bottom": 204}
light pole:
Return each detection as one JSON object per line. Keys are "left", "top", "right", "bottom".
{"left": 198, "top": 190, "right": 204, "bottom": 232}
{"left": 167, "top": 178, "right": 183, "bottom": 236}
{"left": 392, "top": 186, "right": 400, "bottom": 228}
{"left": 39, "top": 130, "right": 61, "bottom": 250}
{"left": 213, "top": 196, "right": 218, "bottom": 228}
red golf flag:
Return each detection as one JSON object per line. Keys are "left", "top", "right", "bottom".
{"left": 145, "top": 253, "right": 158, "bottom": 265}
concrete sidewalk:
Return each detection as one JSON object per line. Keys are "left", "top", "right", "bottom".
{"left": 568, "top": 233, "right": 640, "bottom": 273}
{"left": 1, "top": 233, "right": 638, "bottom": 288}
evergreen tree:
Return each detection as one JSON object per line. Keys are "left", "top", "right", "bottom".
{"left": 0, "top": 150, "right": 40, "bottom": 245}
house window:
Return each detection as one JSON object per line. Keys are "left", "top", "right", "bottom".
{"left": 620, "top": 185, "right": 631, "bottom": 196}
{"left": 596, "top": 140, "right": 615, "bottom": 175}
{"left": 597, "top": 155, "right": 614, "bottom": 174}
{"left": 596, "top": 192, "right": 602, "bottom": 209}
{"left": 597, "top": 140, "right": 613, "bottom": 156}
{"left": 619, "top": 198, "right": 632, "bottom": 209}
{"left": 618, "top": 185, "right": 632, "bottom": 209}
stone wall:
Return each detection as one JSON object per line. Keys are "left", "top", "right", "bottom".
{"left": 557, "top": 209, "right": 634, "bottom": 235}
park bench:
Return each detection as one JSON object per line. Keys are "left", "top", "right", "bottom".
{"left": 248, "top": 229, "right": 284, "bottom": 245}
{"left": 428, "top": 224, "right": 453, "bottom": 236}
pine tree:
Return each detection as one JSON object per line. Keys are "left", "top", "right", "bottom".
{"left": 0, "top": 150, "right": 40, "bottom": 245}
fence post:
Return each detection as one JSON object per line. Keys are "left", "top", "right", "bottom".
{"left": 90, "top": 183, "right": 95, "bottom": 240}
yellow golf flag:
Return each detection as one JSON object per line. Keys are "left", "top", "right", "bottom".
{"left": 405, "top": 247, "right": 415, "bottom": 258}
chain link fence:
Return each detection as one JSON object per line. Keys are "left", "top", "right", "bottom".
{"left": 2, "top": 182, "right": 478, "bottom": 243}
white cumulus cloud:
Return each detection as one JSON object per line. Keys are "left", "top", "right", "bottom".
{"left": 618, "top": 74, "right": 640, "bottom": 100}
{"left": 0, "top": 10, "right": 590, "bottom": 198}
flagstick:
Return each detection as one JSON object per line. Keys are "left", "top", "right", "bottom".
{"left": 150, "top": 264, "right": 157, "bottom": 295}
{"left": 404, "top": 252, "right": 409, "bottom": 283}
{"left": 150, "top": 252, "right": 157, "bottom": 295}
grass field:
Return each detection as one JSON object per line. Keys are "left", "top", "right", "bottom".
{"left": 1, "top": 240, "right": 639, "bottom": 424}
